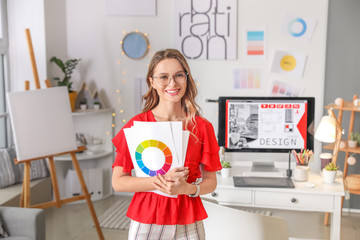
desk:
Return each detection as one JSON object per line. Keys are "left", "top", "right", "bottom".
{"left": 202, "top": 169, "right": 345, "bottom": 240}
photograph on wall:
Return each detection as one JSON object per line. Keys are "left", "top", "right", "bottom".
{"left": 233, "top": 68, "right": 263, "bottom": 89}
{"left": 174, "top": 0, "right": 237, "bottom": 60}
{"left": 271, "top": 50, "right": 307, "bottom": 78}
{"left": 244, "top": 28, "right": 266, "bottom": 59}
{"left": 269, "top": 79, "right": 304, "bottom": 97}
{"left": 106, "top": 0, "right": 156, "bottom": 16}
{"left": 280, "top": 14, "right": 317, "bottom": 43}
{"left": 225, "top": 99, "right": 308, "bottom": 150}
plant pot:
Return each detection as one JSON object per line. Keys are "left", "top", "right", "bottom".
{"left": 323, "top": 169, "right": 337, "bottom": 184}
{"left": 221, "top": 168, "right": 231, "bottom": 178}
{"left": 293, "top": 165, "right": 310, "bottom": 181}
{"left": 68, "top": 91, "right": 77, "bottom": 112}
{"left": 80, "top": 104, "right": 87, "bottom": 110}
{"left": 94, "top": 104, "right": 100, "bottom": 110}
{"left": 348, "top": 140, "right": 357, "bottom": 148}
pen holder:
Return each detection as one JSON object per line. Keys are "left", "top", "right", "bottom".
{"left": 293, "top": 165, "right": 310, "bottom": 181}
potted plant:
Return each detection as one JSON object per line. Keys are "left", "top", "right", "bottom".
{"left": 323, "top": 162, "right": 338, "bottom": 184}
{"left": 80, "top": 99, "right": 87, "bottom": 110}
{"left": 220, "top": 160, "right": 232, "bottom": 178}
{"left": 93, "top": 101, "right": 101, "bottom": 110}
{"left": 50, "top": 56, "right": 81, "bottom": 111}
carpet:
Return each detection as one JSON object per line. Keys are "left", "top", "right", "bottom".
{"left": 97, "top": 197, "right": 132, "bottom": 230}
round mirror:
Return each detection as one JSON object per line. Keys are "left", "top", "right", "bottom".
{"left": 122, "top": 32, "right": 149, "bottom": 59}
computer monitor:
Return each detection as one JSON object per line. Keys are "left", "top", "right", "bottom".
{"left": 218, "top": 96, "right": 315, "bottom": 171}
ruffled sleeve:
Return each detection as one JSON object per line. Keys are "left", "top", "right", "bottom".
{"left": 112, "top": 111, "right": 156, "bottom": 172}
{"left": 112, "top": 122, "right": 134, "bottom": 172}
{"left": 198, "top": 117, "right": 222, "bottom": 172}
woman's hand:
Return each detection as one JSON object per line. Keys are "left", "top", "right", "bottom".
{"left": 163, "top": 167, "right": 189, "bottom": 182}
{"left": 153, "top": 167, "right": 190, "bottom": 195}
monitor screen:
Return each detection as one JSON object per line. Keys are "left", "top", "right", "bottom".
{"left": 218, "top": 97, "right": 315, "bottom": 153}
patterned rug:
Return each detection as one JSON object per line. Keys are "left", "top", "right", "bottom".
{"left": 97, "top": 198, "right": 131, "bottom": 230}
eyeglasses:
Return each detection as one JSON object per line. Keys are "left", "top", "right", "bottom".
{"left": 152, "top": 71, "right": 188, "bottom": 86}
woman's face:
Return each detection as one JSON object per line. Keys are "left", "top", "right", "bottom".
{"left": 150, "top": 58, "right": 187, "bottom": 105}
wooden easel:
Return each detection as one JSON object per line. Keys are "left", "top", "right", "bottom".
{"left": 15, "top": 29, "right": 104, "bottom": 240}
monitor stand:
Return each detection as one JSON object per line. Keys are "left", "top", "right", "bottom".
{"left": 251, "top": 162, "right": 278, "bottom": 172}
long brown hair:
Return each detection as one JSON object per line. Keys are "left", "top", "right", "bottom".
{"left": 142, "top": 49, "right": 200, "bottom": 130}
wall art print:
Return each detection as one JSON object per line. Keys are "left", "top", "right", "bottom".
{"left": 175, "top": 0, "right": 237, "bottom": 60}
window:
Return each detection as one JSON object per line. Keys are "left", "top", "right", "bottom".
{"left": 0, "top": 0, "right": 9, "bottom": 148}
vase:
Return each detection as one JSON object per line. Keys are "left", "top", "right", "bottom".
{"left": 323, "top": 169, "right": 337, "bottom": 184}
{"left": 68, "top": 91, "right": 77, "bottom": 112}
{"left": 348, "top": 140, "right": 357, "bottom": 148}
{"left": 293, "top": 165, "right": 310, "bottom": 181}
{"left": 221, "top": 168, "right": 231, "bottom": 178}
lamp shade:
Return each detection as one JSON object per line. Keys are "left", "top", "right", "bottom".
{"left": 314, "top": 115, "right": 336, "bottom": 143}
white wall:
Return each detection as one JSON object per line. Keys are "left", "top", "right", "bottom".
{"left": 9, "top": 0, "right": 328, "bottom": 170}
{"left": 7, "top": 0, "right": 47, "bottom": 91}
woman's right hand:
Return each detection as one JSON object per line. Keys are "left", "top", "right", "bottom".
{"left": 153, "top": 167, "right": 191, "bottom": 195}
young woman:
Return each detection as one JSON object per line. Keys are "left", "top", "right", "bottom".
{"left": 112, "top": 49, "right": 222, "bottom": 240}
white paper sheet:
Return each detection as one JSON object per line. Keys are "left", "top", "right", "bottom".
{"left": 124, "top": 121, "right": 189, "bottom": 197}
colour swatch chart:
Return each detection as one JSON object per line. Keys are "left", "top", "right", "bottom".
{"left": 233, "top": 68, "right": 263, "bottom": 89}
{"left": 269, "top": 79, "right": 304, "bottom": 97}
{"left": 124, "top": 121, "right": 189, "bottom": 198}
{"left": 244, "top": 28, "right": 266, "bottom": 59}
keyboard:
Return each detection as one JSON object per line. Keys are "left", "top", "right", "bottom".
{"left": 242, "top": 171, "right": 285, "bottom": 178}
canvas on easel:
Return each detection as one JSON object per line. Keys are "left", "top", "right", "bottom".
{"left": 7, "top": 87, "right": 77, "bottom": 162}
{"left": 5, "top": 28, "right": 104, "bottom": 240}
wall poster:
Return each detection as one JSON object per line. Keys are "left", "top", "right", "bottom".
{"left": 174, "top": 0, "right": 237, "bottom": 60}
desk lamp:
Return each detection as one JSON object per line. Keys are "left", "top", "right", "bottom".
{"left": 314, "top": 108, "right": 344, "bottom": 165}
{"left": 314, "top": 107, "right": 345, "bottom": 226}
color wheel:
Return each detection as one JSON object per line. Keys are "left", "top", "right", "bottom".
{"left": 135, "top": 140, "right": 173, "bottom": 176}
{"left": 288, "top": 18, "right": 307, "bottom": 37}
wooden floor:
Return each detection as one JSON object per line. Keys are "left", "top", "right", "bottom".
{"left": 44, "top": 195, "right": 360, "bottom": 240}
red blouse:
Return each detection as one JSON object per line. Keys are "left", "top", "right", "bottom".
{"left": 112, "top": 111, "right": 222, "bottom": 225}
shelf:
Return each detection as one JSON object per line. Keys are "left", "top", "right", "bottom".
{"left": 54, "top": 150, "right": 113, "bottom": 161}
{"left": 72, "top": 108, "right": 113, "bottom": 116}
{"left": 323, "top": 143, "right": 360, "bottom": 154}
{"left": 325, "top": 102, "right": 360, "bottom": 112}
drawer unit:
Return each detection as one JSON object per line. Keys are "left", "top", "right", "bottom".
{"left": 205, "top": 188, "right": 252, "bottom": 205}
{"left": 254, "top": 191, "right": 334, "bottom": 212}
